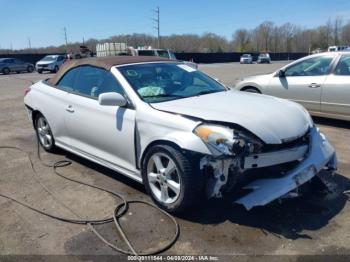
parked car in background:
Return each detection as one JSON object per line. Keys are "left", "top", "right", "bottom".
{"left": 24, "top": 56, "right": 336, "bottom": 213}
{"left": 257, "top": 53, "right": 271, "bottom": 63}
{"left": 0, "top": 58, "right": 34, "bottom": 74}
{"left": 235, "top": 52, "right": 350, "bottom": 121}
{"left": 240, "top": 54, "right": 253, "bottom": 64}
{"left": 36, "top": 55, "right": 66, "bottom": 73}
{"left": 328, "top": 45, "right": 349, "bottom": 52}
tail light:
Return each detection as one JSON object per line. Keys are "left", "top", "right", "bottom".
{"left": 24, "top": 87, "right": 31, "bottom": 97}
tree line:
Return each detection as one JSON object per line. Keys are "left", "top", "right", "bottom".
{"left": 1, "top": 17, "right": 349, "bottom": 55}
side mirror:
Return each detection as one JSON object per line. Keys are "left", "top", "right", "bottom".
{"left": 277, "top": 69, "right": 285, "bottom": 77}
{"left": 98, "top": 92, "right": 127, "bottom": 107}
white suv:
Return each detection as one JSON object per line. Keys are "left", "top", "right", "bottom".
{"left": 36, "top": 55, "right": 66, "bottom": 74}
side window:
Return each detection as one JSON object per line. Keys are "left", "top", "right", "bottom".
{"left": 73, "top": 66, "right": 124, "bottom": 98}
{"left": 57, "top": 56, "right": 65, "bottom": 62}
{"left": 57, "top": 67, "right": 80, "bottom": 92}
{"left": 334, "top": 56, "right": 350, "bottom": 76}
{"left": 285, "top": 56, "right": 333, "bottom": 77}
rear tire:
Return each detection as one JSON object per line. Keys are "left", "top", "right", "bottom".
{"left": 37, "top": 70, "right": 42, "bottom": 74}
{"left": 35, "top": 114, "right": 56, "bottom": 152}
{"left": 27, "top": 65, "right": 34, "bottom": 73}
{"left": 142, "top": 145, "right": 203, "bottom": 214}
{"left": 2, "top": 68, "right": 10, "bottom": 75}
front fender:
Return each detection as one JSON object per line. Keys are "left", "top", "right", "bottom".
{"left": 136, "top": 106, "right": 212, "bottom": 167}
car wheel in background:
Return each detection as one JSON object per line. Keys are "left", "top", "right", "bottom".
{"left": 37, "top": 70, "right": 42, "bottom": 74}
{"left": 142, "top": 144, "right": 203, "bottom": 213}
{"left": 27, "top": 66, "right": 34, "bottom": 73}
{"left": 53, "top": 66, "right": 59, "bottom": 73}
{"left": 242, "top": 87, "right": 260, "bottom": 94}
{"left": 2, "top": 68, "right": 10, "bottom": 75}
{"left": 35, "top": 114, "right": 56, "bottom": 152}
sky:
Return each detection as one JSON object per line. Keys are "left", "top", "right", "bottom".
{"left": 1, "top": 0, "right": 350, "bottom": 49}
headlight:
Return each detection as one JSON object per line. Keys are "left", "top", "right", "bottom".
{"left": 194, "top": 124, "right": 259, "bottom": 156}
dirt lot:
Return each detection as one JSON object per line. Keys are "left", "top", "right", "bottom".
{"left": 0, "top": 62, "right": 350, "bottom": 260}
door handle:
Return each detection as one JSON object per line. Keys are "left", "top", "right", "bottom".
{"left": 308, "top": 83, "right": 321, "bottom": 88}
{"left": 65, "top": 105, "right": 74, "bottom": 113}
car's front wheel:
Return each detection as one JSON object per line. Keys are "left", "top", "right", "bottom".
{"left": 142, "top": 145, "right": 203, "bottom": 213}
{"left": 35, "top": 114, "right": 56, "bottom": 152}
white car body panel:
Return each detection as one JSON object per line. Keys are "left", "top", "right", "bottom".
{"left": 151, "top": 90, "right": 312, "bottom": 144}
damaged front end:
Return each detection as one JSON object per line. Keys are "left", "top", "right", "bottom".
{"left": 195, "top": 124, "right": 337, "bottom": 210}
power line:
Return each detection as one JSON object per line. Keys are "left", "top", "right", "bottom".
{"left": 152, "top": 6, "right": 160, "bottom": 48}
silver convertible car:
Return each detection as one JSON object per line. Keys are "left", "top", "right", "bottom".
{"left": 235, "top": 52, "right": 350, "bottom": 121}
{"left": 24, "top": 56, "right": 336, "bottom": 213}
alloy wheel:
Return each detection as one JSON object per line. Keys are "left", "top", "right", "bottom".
{"left": 147, "top": 153, "right": 181, "bottom": 204}
{"left": 36, "top": 116, "right": 53, "bottom": 149}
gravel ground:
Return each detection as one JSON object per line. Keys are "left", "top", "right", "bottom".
{"left": 0, "top": 62, "right": 349, "bottom": 260}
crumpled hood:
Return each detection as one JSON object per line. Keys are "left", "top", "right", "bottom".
{"left": 151, "top": 90, "right": 312, "bottom": 144}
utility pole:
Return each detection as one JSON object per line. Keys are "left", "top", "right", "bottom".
{"left": 152, "top": 6, "right": 160, "bottom": 48}
{"left": 28, "top": 37, "right": 31, "bottom": 49}
{"left": 64, "top": 27, "right": 68, "bottom": 53}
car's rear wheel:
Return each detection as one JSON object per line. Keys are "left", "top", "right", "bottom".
{"left": 35, "top": 114, "right": 56, "bottom": 152}
{"left": 27, "top": 65, "right": 34, "bottom": 73}
{"left": 2, "top": 68, "right": 10, "bottom": 75}
{"left": 142, "top": 145, "right": 203, "bottom": 213}
{"left": 37, "top": 70, "right": 42, "bottom": 74}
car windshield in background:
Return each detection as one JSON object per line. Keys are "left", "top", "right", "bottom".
{"left": 41, "top": 55, "right": 57, "bottom": 61}
{"left": 157, "top": 50, "right": 170, "bottom": 58}
{"left": 242, "top": 54, "right": 251, "bottom": 57}
{"left": 118, "top": 63, "right": 226, "bottom": 103}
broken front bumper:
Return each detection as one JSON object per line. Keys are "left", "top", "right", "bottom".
{"left": 235, "top": 127, "right": 337, "bottom": 210}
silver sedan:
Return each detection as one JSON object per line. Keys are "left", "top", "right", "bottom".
{"left": 235, "top": 52, "right": 350, "bottom": 121}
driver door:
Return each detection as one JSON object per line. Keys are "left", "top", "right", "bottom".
{"left": 64, "top": 66, "right": 137, "bottom": 173}
{"left": 266, "top": 55, "right": 335, "bottom": 112}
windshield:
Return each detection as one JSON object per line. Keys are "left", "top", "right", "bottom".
{"left": 41, "top": 55, "right": 57, "bottom": 61}
{"left": 118, "top": 63, "right": 226, "bottom": 103}
{"left": 242, "top": 54, "right": 250, "bottom": 57}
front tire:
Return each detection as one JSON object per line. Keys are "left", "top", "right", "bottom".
{"left": 35, "top": 114, "right": 56, "bottom": 152}
{"left": 142, "top": 145, "right": 203, "bottom": 213}
{"left": 53, "top": 66, "right": 59, "bottom": 73}
{"left": 242, "top": 87, "right": 260, "bottom": 94}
